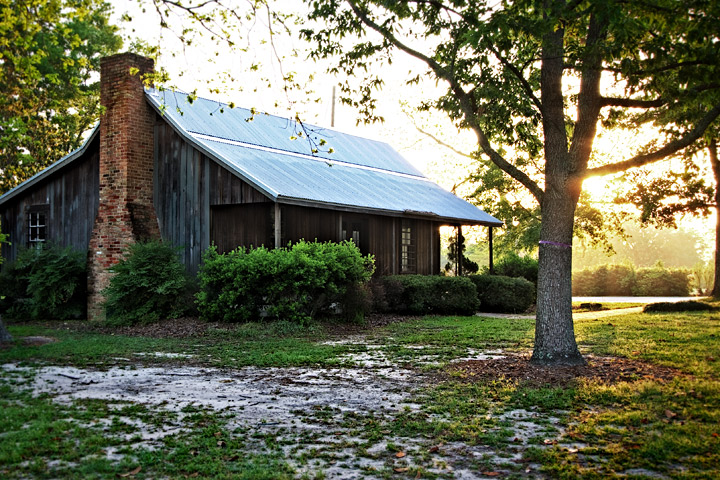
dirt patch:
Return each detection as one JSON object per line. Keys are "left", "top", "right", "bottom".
{"left": 22, "top": 336, "right": 57, "bottom": 346}
{"left": 450, "top": 354, "right": 686, "bottom": 387}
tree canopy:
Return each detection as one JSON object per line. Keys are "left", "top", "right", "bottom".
{"left": 147, "top": 0, "right": 720, "bottom": 364}
{"left": 0, "top": 0, "right": 122, "bottom": 194}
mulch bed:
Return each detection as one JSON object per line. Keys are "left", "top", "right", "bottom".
{"left": 450, "top": 354, "right": 686, "bottom": 387}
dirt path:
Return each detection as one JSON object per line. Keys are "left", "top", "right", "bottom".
{"left": 3, "top": 343, "right": 563, "bottom": 479}
{"left": 477, "top": 306, "right": 644, "bottom": 320}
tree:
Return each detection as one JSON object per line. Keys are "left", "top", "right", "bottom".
{"left": 149, "top": 0, "right": 720, "bottom": 365}
{"left": 0, "top": 0, "right": 122, "bottom": 194}
{"left": 610, "top": 0, "right": 720, "bottom": 296}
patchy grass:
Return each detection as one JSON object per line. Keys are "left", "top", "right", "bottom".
{"left": 0, "top": 321, "right": 354, "bottom": 369}
{"left": 575, "top": 311, "right": 720, "bottom": 377}
{"left": 1, "top": 309, "right": 719, "bottom": 478}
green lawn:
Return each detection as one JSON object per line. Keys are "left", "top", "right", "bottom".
{"left": 1, "top": 309, "right": 718, "bottom": 479}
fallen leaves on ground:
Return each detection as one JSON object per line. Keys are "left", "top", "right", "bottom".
{"left": 449, "top": 354, "right": 686, "bottom": 387}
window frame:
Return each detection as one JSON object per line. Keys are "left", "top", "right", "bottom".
{"left": 400, "top": 219, "right": 416, "bottom": 274}
{"left": 27, "top": 204, "right": 49, "bottom": 248}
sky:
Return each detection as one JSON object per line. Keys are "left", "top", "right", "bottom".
{"left": 109, "top": 0, "right": 715, "bottom": 261}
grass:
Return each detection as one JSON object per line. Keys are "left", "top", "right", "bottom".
{"left": 572, "top": 301, "right": 645, "bottom": 311}
{"left": 1, "top": 308, "right": 719, "bottom": 478}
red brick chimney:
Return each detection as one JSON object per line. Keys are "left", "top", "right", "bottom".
{"left": 87, "top": 53, "right": 161, "bottom": 320}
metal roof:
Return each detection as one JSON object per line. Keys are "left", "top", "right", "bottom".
{"left": 0, "top": 125, "right": 100, "bottom": 206}
{"left": 146, "top": 89, "right": 502, "bottom": 226}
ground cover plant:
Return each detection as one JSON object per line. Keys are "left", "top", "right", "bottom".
{"left": 1, "top": 304, "right": 718, "bottom": 478}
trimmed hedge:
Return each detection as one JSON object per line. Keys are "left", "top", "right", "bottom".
{"left": 374, "top": 275, "right": 479, "bottom": 315}
{"left": 469, "top": 274, "right": 536, "bottom": 313}
{"left": 104, "top": 241, "right": 192, "bottom": 325}
{"left": 197, "top": 240, "right": 374, "bottom": 323}
{"left": 0, "top": 244, "right": 86, "bottom": 320}
{"left": 643, "top": 300, "right": 716, "bottom": 313}
{"left": 572, "top": 264, "right": 690, "bottom": 296}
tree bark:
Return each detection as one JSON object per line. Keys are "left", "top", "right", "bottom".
{"left": 710, "top": 139, "right": 720, "bottom": 298}
{"left": 0, "top": 316, "right": 12, "bottom": 343}
{"left": 532, "top": 178, "right": 585, "bottom": 365}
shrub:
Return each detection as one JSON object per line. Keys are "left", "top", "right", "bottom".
{"left": 0, "top": 244, "right": 86, "bottom": 320}
{"left": 643, "top": 300, "right": 716, "bottom": 313}
{"left": 572, "top": 264, "right": 635, "bottom": 296}
{"left": 491, "top": 252, "right": 538, "bottom": 284}
{"left": 375, "top": 275, "right": 479, "bottom": 315}
{"left": 196, "top": 240, "right": 374, "bottom": 324}
{"left": 469, "top": 274, "right": 536, "bottom": 313}
{"left": 572, "top": 263, "right": 689, "bottom": 297}
{"left": 634, "top": 266, "right": 690, "bottom": 296}
{"left": 103, "top": 241, "right": 191, "bottom": 325}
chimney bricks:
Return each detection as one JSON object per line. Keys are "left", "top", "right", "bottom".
{"left": 87, "top": 53, "right": 161, "bottom": 320}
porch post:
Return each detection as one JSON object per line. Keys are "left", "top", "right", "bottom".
{"left": 489, "top": 226, "right": 494, "bottom": 274}
{"left": 457, "top": 225, "right": 462, "bottom": 277}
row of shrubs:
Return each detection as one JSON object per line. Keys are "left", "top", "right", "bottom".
{"left": 572, "top": 264, "right": 690, "bottom": 297}
{"left": 0, "top": 241, "right": 536, "bottom": 325}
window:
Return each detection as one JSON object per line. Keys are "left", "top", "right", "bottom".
{"left": 342, "top": 220, "right": 362, "bottom": 249}
{"left": 28, "top": 206, "right": 48, "bottom": 247}
{"left": 400, "top": 219, "right": 416, "bottom": 273}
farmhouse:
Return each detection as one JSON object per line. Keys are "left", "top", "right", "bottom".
{"left": 0, "top": 53, "right": 501, "bottom": 318}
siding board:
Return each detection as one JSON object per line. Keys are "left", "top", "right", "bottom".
{"left": 0, "top": 138, "right": 100, "bottom": 263}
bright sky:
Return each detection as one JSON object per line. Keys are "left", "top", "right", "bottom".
{"left": 110, "top": 0, "right": 715, "bottom": 259}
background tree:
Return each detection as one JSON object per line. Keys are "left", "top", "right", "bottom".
{"left": 0, "top": 0, "right": 122, "bottom": 194}
{"left": 610, "top": 0, "right": 720, "bottom": 295}
{"left": 148, "top": 0, "right": 720, "bottom": 365}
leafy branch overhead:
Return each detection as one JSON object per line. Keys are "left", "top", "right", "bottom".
{"left": 0, "top": 0, "right": 122, "bottom": 194}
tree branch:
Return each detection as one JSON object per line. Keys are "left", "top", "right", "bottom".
{"left": 586, "top": 101, "right": 720, "bottom": 176}
{"left": 487, "top": 44, "right": 543, "bottom": 114}
{"left": 600, "top": 96, "right": 665, "bottom": 108}
{"left": 344, "top": 0, "right": 545, "bottom": 202}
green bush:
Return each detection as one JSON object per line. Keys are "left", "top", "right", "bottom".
{"left": 490, "top": 252, "right": 538, "bottom": 284}
{"left": 0, "top": 244, "right": 86, "bottom": 320}
{"left": 572, "top": 263, "right": 689, "bottom": 296}
{"left": 375, "top": 275, "right": 479, "bottom": 315}
{"left": 634, "top": 266, "right": 690, "bottom": 296}
{"left": 469, "top": 274, "right": 536, "bottom": 313}
{"left": 572, "top": 264, "right": 635, "bottom": 296}
{"left": 196, "top": 240, "right": 375, "bottom": 324}
{"left": 643, "top": 300, "right": 715, "bottom": 313}
{"left": 103, "top": 241, "right": 192, "bottom": 325}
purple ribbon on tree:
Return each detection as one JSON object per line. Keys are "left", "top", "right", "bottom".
{"left": 539, "top": 240, "right": 572, "bottom": 248}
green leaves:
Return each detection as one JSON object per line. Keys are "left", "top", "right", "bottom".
{"left": 0, "top": 0, "right": 122, "bottom": 194}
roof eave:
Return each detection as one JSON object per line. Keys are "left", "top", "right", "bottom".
{"left": 276, "top": 196, "right": 503, "bottom": 226}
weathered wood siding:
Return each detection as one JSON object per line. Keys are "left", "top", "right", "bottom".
{"left": 0, "top": 137, "right": 100, "bottom": 263}
{"left": 277, "top": 204, "right": 441, "bottom": 276}
{"left": 211, "top": 203, "right": 273, "bottom": 253}
{"left": 154, "top": 121, "right": 271, "bottom": 272}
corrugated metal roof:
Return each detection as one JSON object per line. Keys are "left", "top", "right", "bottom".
{"left": 146, "top": 89, "right": 502, "bottom": 226}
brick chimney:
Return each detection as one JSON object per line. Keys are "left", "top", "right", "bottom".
{"left": 87, "top": 53, "right": 161, "bottom": 320}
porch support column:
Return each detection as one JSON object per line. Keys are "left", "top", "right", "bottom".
{"left": 457, "top": 225, "right": 463, "bottom": 277}
{"left": 489, "top": 226, "right": 494, "bottom": 274}
{"left": 274, "top": 203, "right": 281, "bottom": 249}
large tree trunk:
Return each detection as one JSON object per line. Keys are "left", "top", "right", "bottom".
{"left": 531, "top": 184, "right": 585, "bottom": 365}
{"left": 0, "top": 316, "right": 12, "bottom": 343}
{"left": 710, "top": 139, "right": 720, "bottom": 298}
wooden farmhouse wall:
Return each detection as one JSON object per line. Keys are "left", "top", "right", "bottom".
{"left": 154, "top": 119, "right": 442, "bottom": 275}
{"left": 154, "top": 120, "right": 272, "bottom": 273}
{"left": 0, "top": 137, "right": 100, "bottom": 263}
